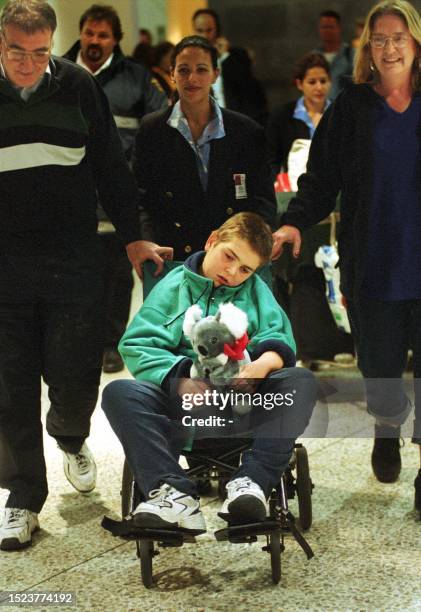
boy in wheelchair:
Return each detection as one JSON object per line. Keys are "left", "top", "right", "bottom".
{"left": 102, "top": 212, "right": 316, "bottom": 533}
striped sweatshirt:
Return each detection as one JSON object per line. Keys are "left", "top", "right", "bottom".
{"left": 0, "top": 56, "right": 140, "bottom": 255}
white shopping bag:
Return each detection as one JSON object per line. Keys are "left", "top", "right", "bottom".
{"left": 287, "top": 138, "right": 311, "bottom": 192}
{"left": 314, "top": 214, "right": 351, "bottom": 334}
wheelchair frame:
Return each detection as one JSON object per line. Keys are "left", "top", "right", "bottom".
{"left": 118, "top": 442, "right": 314, "bottom": 588}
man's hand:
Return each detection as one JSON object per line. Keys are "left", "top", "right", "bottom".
{"left": 125, "top": 240, "right": 174, "bottom": 279}
{"left": 271, "top": 225, "right": 302, "bottom": 260}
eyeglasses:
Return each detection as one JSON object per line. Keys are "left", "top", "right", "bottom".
{"left": 369, "top": 33, "right": 410, "bottom": 49}
{"left": 1, "top": 35, "right": 51, "bottom": 64}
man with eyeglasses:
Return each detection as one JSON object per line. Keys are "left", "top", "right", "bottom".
{"left": 0, "top": 0, "right": 172, "bottom": 551}
{"left": 63, "top": 4, "right": 167, "bottom": 375}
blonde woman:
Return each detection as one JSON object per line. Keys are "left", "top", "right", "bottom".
{"left": 273, "top": 0, "right": 421, "bottom": 517}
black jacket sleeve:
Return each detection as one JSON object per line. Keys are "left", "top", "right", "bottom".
{"left": 251, "top": 122, "right": 277, "bottom": 229}
{"left": 222, "top": 49, "right": 268, "bottom": 125}
{"left": 266, "top": 102, "right": 311, "bottom": 181}
{"left": 281, "top": 93, "right": 345, "bottom": 232}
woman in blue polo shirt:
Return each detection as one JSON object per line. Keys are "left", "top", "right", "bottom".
{"left": 266, "top": 53, "right": 331, "bottom": 181}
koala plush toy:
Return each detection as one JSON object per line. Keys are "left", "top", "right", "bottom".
{"left": 183, "top": 303, "right": 252, "bottom": 415}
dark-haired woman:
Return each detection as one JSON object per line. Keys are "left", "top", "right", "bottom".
{"left": 267, "top": 54, "right": 340, "bottom": 363}
{"left": 132, "top": 35, "right": 276, "bottom": 260}
{"left": 150, "top": 41, "right": 176, "bottom": 100}
{"left": 266, "top": 53, "right": 331, "bottom": 181}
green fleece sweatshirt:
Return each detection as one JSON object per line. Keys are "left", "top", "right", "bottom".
{"left": 119, "top": 254, "right": 296, "bottom": 386}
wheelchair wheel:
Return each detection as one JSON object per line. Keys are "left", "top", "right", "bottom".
{"left": 121, "top": 459, "right": 134, "bottom": 518}
{"left": 268, "top": 532, "right": 281, "bottom": 584}
{"left": 137, "top": 540, "right": 155, "bottom": 588}
{"left": 295, "top": 446, "right": 312, "bottom": 530}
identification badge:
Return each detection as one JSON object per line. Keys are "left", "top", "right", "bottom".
{"left": 233, "top": 173, "right": 247, "bottom": 199}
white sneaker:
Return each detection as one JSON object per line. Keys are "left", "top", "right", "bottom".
{"left": 133, "top": 483, "right": 206, "bottom": 534}
{"left": 220, "top": 477, "right": 269, "bottom": 523}
{"left": 0, "top": 508, "right": 39, "bottom": 551}
{"left": 62, "top": 442, "right": 96, "bottom": 493}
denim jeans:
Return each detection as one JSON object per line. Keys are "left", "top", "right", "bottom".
{"left": 102, "top": 367, "right": 316, "bottom": 499}
{"left": 347, "top": 298, "right": 421, "bottom": 443}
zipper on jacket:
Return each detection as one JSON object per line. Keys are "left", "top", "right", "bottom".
{"left": 205, "top": 286, "right": 233, "bottom": 315}
{"left": 163, "top": 284, "right": 210, "bottom": 327}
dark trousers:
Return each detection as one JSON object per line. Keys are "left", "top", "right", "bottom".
{"left": 0, "top": 247, "right": 105, "bottom": 513}
{"left": 102, "top": 368, "right": 316, "bottom": 499}
{"left": 100, "top": 233, "right": 133, "bottom": 351}
{"left": 347, "top": 298, "right": 421, "bottom": 443}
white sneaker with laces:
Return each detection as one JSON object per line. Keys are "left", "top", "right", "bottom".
{"left": 133, "top": 483, "right": 206, "bottom": 534}
{"left": 62, "top": 442, "right": 96, "bottom": 493}
{"left": 0, "top": 508, "right": 39, "bottom": 551}
{"left": 220, "top": 476, "right": 269, "bottom": 523}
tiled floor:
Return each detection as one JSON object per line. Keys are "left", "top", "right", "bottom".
{"left": 1, "top": 279, "right": 420, "bottom": 611}
{"left": 1, "top": 375, "right": 420, "bottom": 612}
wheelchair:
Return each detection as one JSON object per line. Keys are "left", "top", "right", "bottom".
{"left": 101, "top": 261, "right": 314, "bottom": 587}
{"left": 105, "top": 440, "right": 314, "bottom": 588}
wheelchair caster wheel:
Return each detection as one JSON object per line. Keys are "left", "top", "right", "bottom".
{"left": 137, "top": 539, "right": 155, "bottom": 588}
{"left": 269, "top": 532, "right": 281, "bottom": 584}
{"left": 295, "top": 446, "right": 313, "bottom": 531}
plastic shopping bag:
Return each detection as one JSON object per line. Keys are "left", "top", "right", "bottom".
{"left": 314, "top": 244, "right": 351, "bottom": 334}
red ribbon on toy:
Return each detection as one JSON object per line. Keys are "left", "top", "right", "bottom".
{"left": 223, "top": 332, "right": 249, "bottom": 361}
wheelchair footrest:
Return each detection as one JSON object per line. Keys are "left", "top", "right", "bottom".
{"left": 214, "top": 519, "right": 281, "bottom": 543}
{"left": 101, "top": 516, "right": 197, "bottom": 544}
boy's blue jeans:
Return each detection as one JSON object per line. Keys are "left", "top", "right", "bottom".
{"left": 102, "top": 367, "right": 316, "bottom": 499}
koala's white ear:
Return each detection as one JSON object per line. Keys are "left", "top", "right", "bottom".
{"left": 218, "top": 303, "right": 248, "bottom": 339}
{"left": 183, "top": 304, "right": 203, "bottom": 337}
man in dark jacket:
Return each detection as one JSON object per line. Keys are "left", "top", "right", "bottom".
{"left": 312, "top": 10, "right": 355, "bottom": 100}
{"left": 192, "top": 8, "right": 267, "bottom": 126}
{"left": 64, "top": 4, "right": 167, "bottom": 374}
{"left": 0, "top": 0, "right": 172, "bottom": 551}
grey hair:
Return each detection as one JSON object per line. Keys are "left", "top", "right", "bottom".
{"left": 0, "top": 0, "right": 57, "bottom": 34}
